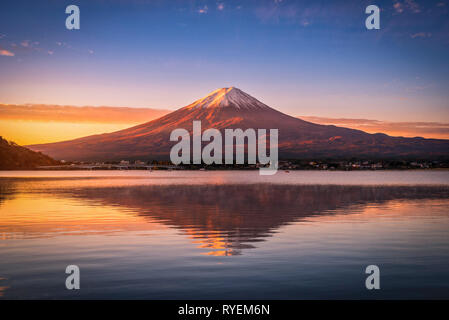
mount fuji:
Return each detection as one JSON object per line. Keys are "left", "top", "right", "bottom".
{"left": 28, "top": 87, "right": 449, "bottom": 161}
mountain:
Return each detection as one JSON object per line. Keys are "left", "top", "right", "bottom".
{"left": 27, "top": 87, "right": 449, "bottom": 161}
{"left": 0, "top": 137, "right": 60, "bottom": 169}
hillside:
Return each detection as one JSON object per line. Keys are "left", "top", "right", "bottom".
{"left": 0, "top": 137, "right": 60, "bottom": 169}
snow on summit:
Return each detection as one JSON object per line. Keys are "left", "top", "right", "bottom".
{"left": 185, "top": 87, "right": 271, "bottom": 110}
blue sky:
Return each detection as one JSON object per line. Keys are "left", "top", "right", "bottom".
{"left": 0, "top": 0, "right": 448, "bottom": 122}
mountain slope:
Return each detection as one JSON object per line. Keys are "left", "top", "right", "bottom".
{"left": 0, "top": 137, "right": 60, "bottom": 169}
{"left": 28, "top": 87, "right": 449, "bottom": 161}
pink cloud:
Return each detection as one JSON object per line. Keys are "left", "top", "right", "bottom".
{"left": 394, "top": 0, "right": 421, "bottom": 14}
{"left": 298, "top": 116, "right": 449, "bottom": 139}
{"left": 0, "top": 48, "right": 14, "bottom": 57}
{"left": 20, "top": 40, "right": 30, "bottom": 47}
{"left": 0, "top": 104, "right": 170, "bottom": 124}
{"left": 393, "top": 2, "right": 404, "bottom": 13}
{"left": 198, "top": 5, "right": 208, "bottom": 14}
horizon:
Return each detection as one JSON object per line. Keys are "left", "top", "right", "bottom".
{"left": 1, "top": 85, "right": 449, "bottom": 145}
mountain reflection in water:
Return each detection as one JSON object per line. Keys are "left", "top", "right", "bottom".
{"left": 63, "top": 184, "right": 449, "bottom": 256}
{"left": 2, "top": 178, "right": 448, "bottom": 256}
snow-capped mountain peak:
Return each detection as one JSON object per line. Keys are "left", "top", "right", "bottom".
{"left": 185, "top": 87, "right": 271, "bottom": 110}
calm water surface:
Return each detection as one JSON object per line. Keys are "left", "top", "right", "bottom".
{"left": 0, "top": 170, "right": 448, "bottom": 299}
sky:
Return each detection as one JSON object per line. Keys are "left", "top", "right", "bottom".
{"left": 1, "top": 0, "right": 449, "bottom": 143}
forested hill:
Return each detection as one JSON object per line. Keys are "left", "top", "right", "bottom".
{"left": 0, "top": 137, "right": 60, "bottom": 169}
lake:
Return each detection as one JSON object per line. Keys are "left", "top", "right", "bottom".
{"left": 0, "top": 170, "right": 448, "bottom": 299}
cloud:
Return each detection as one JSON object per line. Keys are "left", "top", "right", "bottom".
{"left": 56, "top": 41, "right": 72, "bottom": 49}
{"left": 393, "top": 2, "right": 404, "bottom": 13}
{"left": 217, "top": 3, "right": 224, "bottom": 11}
{"left": 0, "top": 48, "right": 14, "bottom": 56}
{"left": 0, "top": 104, "right": 170, "bottom": 124}
{"left": 20, "top": 40, "right": 30, "bottom": 47}
{"left": 198, "top": 5, "right": 208, "bottom": 14}
{"left": 6, "top": 39, "right": 49, "bottom": 56}
{"left": 405, "top": 0, "right": 421, "bottom": 13}
{"left": 393, "top": 0, "right": 421, "bottom": 14}
{"left": 410, "top": 32, "right": 432, "bottom": 38}
{"left": 12, "top": 39, "right": 91, "bottom": 57}
{"left": 298, "top": 116, "right": 449, "bottom": 139}
{"left": 253, "top": 1, "right": 358, "bottom": 27}
{"left": 255, "top": 2, "right": 300, "bottom": 23}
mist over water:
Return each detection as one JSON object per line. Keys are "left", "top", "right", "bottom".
{"left": 0, "top": 171, "right": 448, "bottom": 299}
